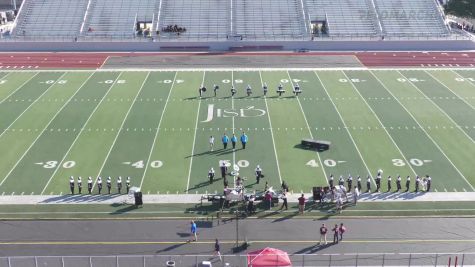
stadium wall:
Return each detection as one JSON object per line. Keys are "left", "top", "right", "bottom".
{"left": 0, "top": 40, "right": 473, "bottom": 52}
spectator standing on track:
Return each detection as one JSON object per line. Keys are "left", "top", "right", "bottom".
{"left": 107, "top": 176, "right": 112, "bottom": 194}
{"left": 117, "top": 176, "right": 122, "bottom": 194}
{"left": 405, "top": 176, "right": 411, "bottom": 192}
{"left": 208, "top": 167, "right": 215, "bottom": 183}
{"left": 332, "top": 224, "right": 339, "bottom": 243}
{"left": 298, "top": 194, "right": 306, "bottom": 214}
{"left": 339, "top": 223, "right": 346, "bottom": 240}
{"left": 280, "top": 189, "right": 288, "bottom": 211}
{"left": 222, "top": 133, "right": 229, "bottom": 149}
{"left": 209, "top": 135, "right": 215, "bottom": 151}
{"left": 77, "top": 176, "right": 82, "bottom": 194}
{"left": 264, "top": 191, "right": 272, "bottom": 210}
{"left": 87, "top": 177, "right": 93, "bottom": 194}
{"left": 426, "top": 175, "right": 431, "bottom": 192}
{"left": 387, "top": 176, "right": 392, "bottom": 192}
{"left": 319, "top": 224, "right": 328, "bottom": 245}
{"left": 357, "top": 175, "right": 362, "bottom": 192}
{"left": 366, "top": 176, "right": 371, "bottom": 193}
{"left": 213, "top": 239, "right": 222, "bottom": 261}
{"left": 240, "top": 132, "right": 248, "bottom": 149}
{"left": 190, "top": 220, "right": 197, "bottom": 242}
{"left": 231, "top": 133, "right": 237, "bottom": 150}
{"left": 396, "top": 175, "right": 402, "bottom": 192}
{"left": 97, "top": 177, "right": 103, "bottom": 194}
{"left": 353, "top": 186, "right": 359, "bottom": 205}
{"left": 69, "top": 176, "right": 75, "bottom": 195}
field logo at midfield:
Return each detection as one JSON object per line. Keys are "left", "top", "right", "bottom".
{"left": 202, "top": 104, "right": 266, "bottom": 122}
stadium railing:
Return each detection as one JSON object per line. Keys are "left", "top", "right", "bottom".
{"left": 0, "top": 252, "right": 473, "bottom": 267}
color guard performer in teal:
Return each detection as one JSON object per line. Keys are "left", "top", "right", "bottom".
{"left": 240, "top": 132, "right": 248, "bottom": 149}
{"left": 231, "top": 133, "right": 237, "bottom": 149}
{"left": 222, "top": 133, "right": 229, "bottom": 149}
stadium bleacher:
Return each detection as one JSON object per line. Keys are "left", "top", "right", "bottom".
{"left": 374, "top": 0, "right": 450, "bottom": 37}
{"left": 11, "top": 0, "right": 453, "bottom": 40}
{"left": 158, "top": 0, "right": 229, "bottom": 40}
{"left": 14, "top": 0, "right": 88, "bottom": 37}
{"left": 83, "top": 0, "right": 157, "bottom": 38}
{"left": 305, "top": 0, "right": 380, "bottom": 37}
{"left": 232, "top": 0, "right": 307, "bottom": 40}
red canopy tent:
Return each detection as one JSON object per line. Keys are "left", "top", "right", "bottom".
{"left": 247, "top": 247, "right": 292, "bottom": 267}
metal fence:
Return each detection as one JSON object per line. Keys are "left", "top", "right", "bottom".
{"left": 1, "top": 253, "right": 474, "bottom": 267}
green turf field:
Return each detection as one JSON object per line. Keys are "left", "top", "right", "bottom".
{"left": 0, "top": 69, "right": 474, "bottom": 196}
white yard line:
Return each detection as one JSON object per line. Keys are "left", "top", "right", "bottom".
{"left": 313, "top": 71, "right": 375, "bottom": 185}
{"left": 0, "top": 72, "right": 68, "bottom": 140}
{"left": 450, "top": 69, "right": 475, "bottom": 91}
{"left": 286, "top": 71, "right": 327, "bottom": 181}
{"left": 341, "top": 70, "right": 418, "bottom": 177}
{"left": 231, "top": 71, "right": 236, "bottom": 167}
{"left": 139, "top": 72, "right": 178, "bottom": 189}
{"left": 398, "top": 70, "right": 475, "bottom": 144}
{"left": 258, "top": 71, "right": 282, "bottom": 185}
{"left": 0, "top": 72, "right": 96, "bottom": 189}
{"left": 186, "top": 71, "right": 206, "bottom": 192}
{"left": 39, "top": 73, "right": 123, "bottom": 195}
{"left": 92, "top": 72, "right": 152, "bottom": 189}
{"left": 425, "top": 70, "right": 475, "bottom": 110}
{"left": 371, "top": 71, "right": 475, "bottom": 191}
{"left": 0, "top": 72, "right": 39, "bottom": 104}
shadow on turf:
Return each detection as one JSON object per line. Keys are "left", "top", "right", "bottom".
{"left": 40, "top": 194, "right": 127, "bottom": 204}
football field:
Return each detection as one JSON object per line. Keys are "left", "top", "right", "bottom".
{"left": 0, "top": 69, "right": 474, "bottom": 196}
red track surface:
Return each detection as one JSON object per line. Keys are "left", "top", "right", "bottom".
{"left": 0, "top": 52, "right": 474, "bottom": 69}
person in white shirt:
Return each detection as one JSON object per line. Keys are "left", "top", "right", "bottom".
{"left": 209, "top": 135, "right": 215, "bottom": 151}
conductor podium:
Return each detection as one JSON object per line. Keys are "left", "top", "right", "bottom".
{"left": 301, "top": 139, "right": 331, "bottom": 151}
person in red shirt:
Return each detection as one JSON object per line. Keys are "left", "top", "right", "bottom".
{"left": 339, "top": 223, "right": 346, "bottom": 240}
{"left": 298, "top": 194, "right": 306, "bottom": 214}
{"left": 264, "top": 191, "right": 272, "bottom": 210}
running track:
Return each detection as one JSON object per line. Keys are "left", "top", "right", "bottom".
{"left": 0, "top": 52, "right": 475, "bottom": 69}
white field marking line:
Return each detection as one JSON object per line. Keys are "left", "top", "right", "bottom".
{"left": 286, "top": 71, "right": 327, "bottom": 181}
{"left": 0, "top": 72, "right": 39, "bottom": 104}
{"left": 451, "top": 69, "right": 475, "bottom": 92}
{"left": 371, "top": 71, "right": 475, "bottom": 191}
{"left": 0, "top": 72, "right": 96, "bottom": 188}
{"left": 6, "top": 67, "right": 475, "bottom": 73}
{"left": 398, "top": 70, "right": 475, "bottom": 144}
{"left": 186, "top": 71, "right": 206, "bottom": 192}
{"left": 0, "top": 72, "right": 68, "bottom": 140}
{"left": 39, "top": 73, "right": 123, "bottom": 195}
{"left": 93, "top": 72, "right": 151, "bottom": 189}
{"left": 313, "top": 71, "right": 375, "bottom": 186}
{"left": 139, "top": 72, "right": 178, "bottom": 189}
{"left": 98, "top": 56, "right": 111, "bottom": 69}
{"left": 425, "top": 70, "right": 475, "bottom": 110}
{"left": 342, "top": 70, "right": 417, "bottom": 176}
{"left": 231, "top": 71, "right": 236, "bottom": 167}
{"left": 259, "top": 71, "right": 283, "bottom": 185}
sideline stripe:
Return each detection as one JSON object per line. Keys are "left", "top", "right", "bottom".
{"left": 0, "top": 239, "right": 475, "bottom": 246}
